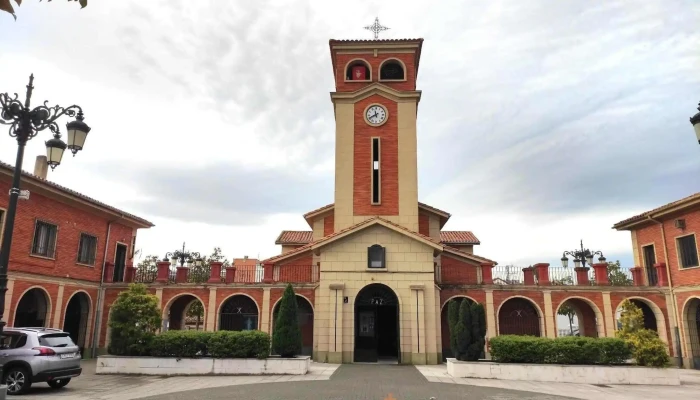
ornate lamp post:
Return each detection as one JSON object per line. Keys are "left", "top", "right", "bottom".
{"left": 0, "top": 74, "right": 90, "bottom": 373}
{"left": 691, "top": 103, "right": 700, "bottom": 145}
{"left": 165, "top": 242, "right": 203, "bottom": 268}
{"left": 560, "top": 240, "right": 606, "bottom": 269}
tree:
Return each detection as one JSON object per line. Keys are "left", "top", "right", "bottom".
{"left": 615, "top": 299, "right": 668, "bottom": 367}
{"left": 447, "top": 299, "right": 460, "bottom": 356}
{"left": 453, "top": 299, "right": 472, "bottom": 361}
{"left": 186, "top": 301, "right": 204, "bottom": 331}
{"left": 1, "top": 0, "right": 87, "bottom": 20}
{"left": 272, "top": 284, "right": 302, "bottom": 357}
{"left": 607, "top": 260, "right": 633, "bottom": 286}
{"left": 616, "top": 299, "right": 644, "bottom": 340}
{"left": 108, "top": 284, "right": 162, "bottom": 356}
{"left": 558, "top": 302, "right": 577, "bottom": 336}
{"left": 467, "top": 303, "right": 486, "bottom": 361}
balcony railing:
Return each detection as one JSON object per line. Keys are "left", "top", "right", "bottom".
{"left": 437, "top": 264, "right": 635, "bottom": 286}
{"left": 128, "top": 264, "right": 319, "bottom": 285}
{"left": 134, "top": 268, "right": 157, "bottom": 283}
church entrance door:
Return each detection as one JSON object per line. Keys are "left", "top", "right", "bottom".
{"left": 354, "top": 283, "right": 399, "bottom": 363}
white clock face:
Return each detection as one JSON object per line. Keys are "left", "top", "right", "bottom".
{"left": 366, "top": 105, "right": 387, "bottom": 125}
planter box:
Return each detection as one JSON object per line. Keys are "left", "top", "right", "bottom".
{"left": 446, "top": 358, "right": 680, "bottom": 385}
{"left": 96, "top": 356, "right": 310, "bottom": 376}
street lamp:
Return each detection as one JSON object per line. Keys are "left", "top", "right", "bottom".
{"left": 165, "top": 242, "right": 203, "bottom": 268}
{"left": 691, "top": 103, "right": 700, "bottom": 145}
{"left": 0, "top": 74, "right": 90, "bottom": 372}
{"left": 561, "top": 240, "right": 606, "bottom": 269}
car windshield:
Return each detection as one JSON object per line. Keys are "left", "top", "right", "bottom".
{"left": 38, "top": 334, "right": 75, "bottom": 348}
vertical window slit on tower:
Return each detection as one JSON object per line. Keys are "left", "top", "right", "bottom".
{"left": 372, "top": 138, "right": 380, "bottom": 204}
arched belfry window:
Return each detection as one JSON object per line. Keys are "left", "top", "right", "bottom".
{"left": 368, "top": 244, "right": 385, "bottom": 269}
{"left": 380, "top": 60, "right": 405, "bottom": 80}
{"left": 346, "top": 60, "right": 370, "bottom": 81}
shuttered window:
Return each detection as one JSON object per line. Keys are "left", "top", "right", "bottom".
{"left": 677, "top": 235, "right": 699, "bottom": 269}
{"left": 31, "top": 221, "right": 58, "bottom": 258}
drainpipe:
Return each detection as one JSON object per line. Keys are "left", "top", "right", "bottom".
{"left": 648, "top": 215, "right": 683, "bottom": 367}
{"left": 90, "top": 215, "right": 123, "bottom": 358}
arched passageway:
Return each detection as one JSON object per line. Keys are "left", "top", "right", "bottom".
{"left": 272, "top": 296, "right": 314, "bottom": 356}
{"left": 440, "top": 297, "right": 474, "bottom": 360}
{"left": 63, "top": 292, "right": 90, "bottom": 354}
{"left": 167, "top": 295, "right": 205, "bottom": 331}
{"left": 498, "top": 297, "right": 541, "bottom": 337}
{"left": 616, "top": 299, "right": 659, "bottom": 333}
{"left": 683, "top": 297, "right": 700, "bottom": 369}
{"left": 14, "top": 288, "right": 49, "bottom": 327}
{"left": 219, "top": 295, "right": 259, "bottom": 331}
{"left": 556, "top": 298, "right": 600, "bottom": 338}
{"left": 354, "top": 283, "right": 399, "bottom": 363}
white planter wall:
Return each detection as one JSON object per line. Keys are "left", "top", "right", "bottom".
{"left": 446, "top": 359, "right": 680, "bottom": 386}
{"left": 96, "top": 356, "right": 310, "bottom": 376}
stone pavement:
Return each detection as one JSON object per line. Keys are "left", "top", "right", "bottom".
{"left": 20, "top": 359, "right": 700, "bottom": 400}
{"left": 416, "top": 364, "right": 700, "bottom": 400}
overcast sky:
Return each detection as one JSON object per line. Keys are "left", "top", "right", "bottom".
{"left": 1, "top": 0, "right": 699, "bottom": 268}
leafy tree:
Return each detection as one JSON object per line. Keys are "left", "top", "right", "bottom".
{"left": 467, "top": 303, "right": 486, "bottom": 361}
{"left": 607, "top": 260, "right": 632, "bottom": 286}
{"left": 447, "top": 299, "right": 460, "bottom": 356}
{"left": 558, "top": 302, "right": 577, "bottom": 336}
{"left": 615, "top": 299, "right": 668, "bottom": 367}
{"left": 272, "top": 284, "right": 302, "bottom": 357}
{"left": 186, "top": 301, "right": 204, "bottom": 331}
{"left": 1, "top": 0, "right": 86, "bottom": 20}
{"left": 108, "top": 284, "right": 162, "bottom": 356}
{"left": 138, "top": 255, "right": 159, "bottom": 272}
{"left": 453, "top": 299, "right": 472, "bottom": 361}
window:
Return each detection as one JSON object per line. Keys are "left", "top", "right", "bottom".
{"left": 372, "top": 138, "right": 380, "bottom": 204}
{"left": 642, "top": 244, "right": 657, "bottom": 285}
{"left": 345, "top": 60, "right": 370, "bottom": 81}
{"left": 77, "top": 233, "right": 98, "bottom": 265}
{"left": 31, "top": 220, "right": 57, "bottom": 258}
{"left": 368, "top": 244, "right": 385, "bottom": 269}
{"left": 0, "top": 208, "right": 5, "bottom": 246}
{"left": 0, "top": 333, "right": 26, "bottom": 350}
{"left": 380, "top": 60, "right": 405, "bottom": 80}
{"left": 677, "top": 235, "right": 699, "bottom": 268}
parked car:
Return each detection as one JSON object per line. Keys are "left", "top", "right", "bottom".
{"left": 0, "top": 327, "right": 82, "bottom": 395}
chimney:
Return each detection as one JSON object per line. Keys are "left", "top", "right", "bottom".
{"left": 244, "top": 255, "right": 248, "bottom": 259}
{"left": 34, "top": 156, "right": 48, "bottom": 180}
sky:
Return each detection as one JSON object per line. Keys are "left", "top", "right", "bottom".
{"left": 1, "top": 0, "right": 699, "bottom": 268}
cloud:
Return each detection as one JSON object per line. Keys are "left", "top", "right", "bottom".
{"left": 1, "top": 0, "right": 699, "bottom": 262}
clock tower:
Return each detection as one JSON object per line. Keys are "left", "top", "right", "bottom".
{"left": 329, "top": 38, "right": 423, "bottom": 232}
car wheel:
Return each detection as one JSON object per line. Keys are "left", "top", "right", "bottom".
{"left": 4, "top": 366, "right": 32, "bottom": 395}
{"left": 47, "top": 378, "right": 71, "bottom": 389}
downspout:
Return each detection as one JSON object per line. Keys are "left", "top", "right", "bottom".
{"left": 648, "top": 215, "right": 683, "bottom": 367}
{"left": 90, "top": 215, "right": 123, "bottom": 358}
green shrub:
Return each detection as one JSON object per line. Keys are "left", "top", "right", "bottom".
{"left": 272, "top": 284, "right": 302, "bottom": 357}
{"left": 208, "top": 331, "right": 270, "bottom": 359}
{"left": 447, "top": 300, "right": 460, "bottom": 356}
{"left": 453, "top": 300, "right": 472, "bottom": 361}
{"left": 150, "top": 331, "right": 212, "bottom": 358}
{"left": 108, "top": 284, "right": 162, "bottom": 356}
{"left": 467, "top": 303, "right": 487, "bottom": 361}
{"left": 626, "top": 329, "right": 669, "bottom": 367}
{"left": 490, "top": 335, "right": 631, "bottom": 365}
{"left": 597, "top": 337, "right": 632, "bottom": 365}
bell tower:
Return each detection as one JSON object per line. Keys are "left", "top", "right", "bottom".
{"left": 329, "top": 38, "right": 424, "bottom": 232}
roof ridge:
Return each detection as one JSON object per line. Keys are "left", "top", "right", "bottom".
{"left": 613, "top": 192, "right": 700, "bottom": 228}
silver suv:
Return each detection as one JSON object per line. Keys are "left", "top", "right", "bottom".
{"left": 0, "top": 327, "right": 82, "bottom": 395}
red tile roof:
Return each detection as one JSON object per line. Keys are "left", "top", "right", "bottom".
{"left": 233, "top": 258, "right": 259, "bottom": 267}
{"left": 263, "top": 216, "right": 495, "bottom": 265}
{"left": 440, "top": 231, "right": 480, "bottom": 245}
{"left": 275, "top": 231, "right": 313, "bottom": 245}
{"left": 613, "top": 192, "right": 700, "bottom": 229}
{"left": 0, "top": 160, "right": 154, "bottom": 228}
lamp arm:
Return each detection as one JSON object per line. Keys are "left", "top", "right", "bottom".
{"left": 29, "top": 103, "right": 83, "bottom": 134}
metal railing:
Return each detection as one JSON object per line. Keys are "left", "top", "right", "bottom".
{"left": 272, "top": 265, "right": 319, "bottom": 283}
{"left": 492, "top": 265, "right": 524, "bottom": 285}
{"left": 133, "top": 268, "right": 157, "bottom": 283}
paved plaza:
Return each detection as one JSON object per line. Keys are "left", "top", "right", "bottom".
{"left": 18, "top": 360, "right": 700, "bottom": 400}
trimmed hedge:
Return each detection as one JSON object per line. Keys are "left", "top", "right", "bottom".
{"left": 490, "top": 335, "right": 631, "bottom": 365}
{"left": 146, "top": 330, "right": 270, "bottom": 359}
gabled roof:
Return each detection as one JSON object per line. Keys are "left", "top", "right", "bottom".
{"left": 442, "top": 246, "right": 495, "bottom": 264}
{"left": 440, "top": 231, "right": 480, "bottom": 245}
{"left": 275, "top": 231, "right": 313, "bottom": 245}
{"left": 262, "top": 216, "right": 496, "bottom": 266}
{"left": 0, "top": 160, "right": 154, "bottom": 228}
{"left": 613, "top": 192, "right": 700, "bottom": 230}
{"left": 302, "top": 202, "right": 451, "bottom": 228}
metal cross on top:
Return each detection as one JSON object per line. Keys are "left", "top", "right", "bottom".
{"left": 365, "top": 17, "right": 390, "bottom": 39}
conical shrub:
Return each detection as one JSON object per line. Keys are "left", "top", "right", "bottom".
{"left": 272, "top": 284, "right": 302, "bottom": 357}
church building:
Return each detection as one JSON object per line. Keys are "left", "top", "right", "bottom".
{"left": 265, "top": 38, "right": 497, "bottom": 364}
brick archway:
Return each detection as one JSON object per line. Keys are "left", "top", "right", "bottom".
{"left": 271, "top": 295, "right": 314, "bottom": 356}
{"left": 218, "top": 294, "right": 259, "bottom": 331}
{"left": 13, "top": 286, "right": 52, "bottom": 328}
{"left": 555, "top": 296, "right": 604, "bottom": 338}
{"left": 614, "top": 296, "right": 668, "bottom": 345}
{"left": 165, "top": 293, "right": 206, "bottom": 331}
{"left": 682, "top": 297, "right": 700, "bottom": 369}
{"left": 497, "top": 296, "right": 543, "bottom": 337}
